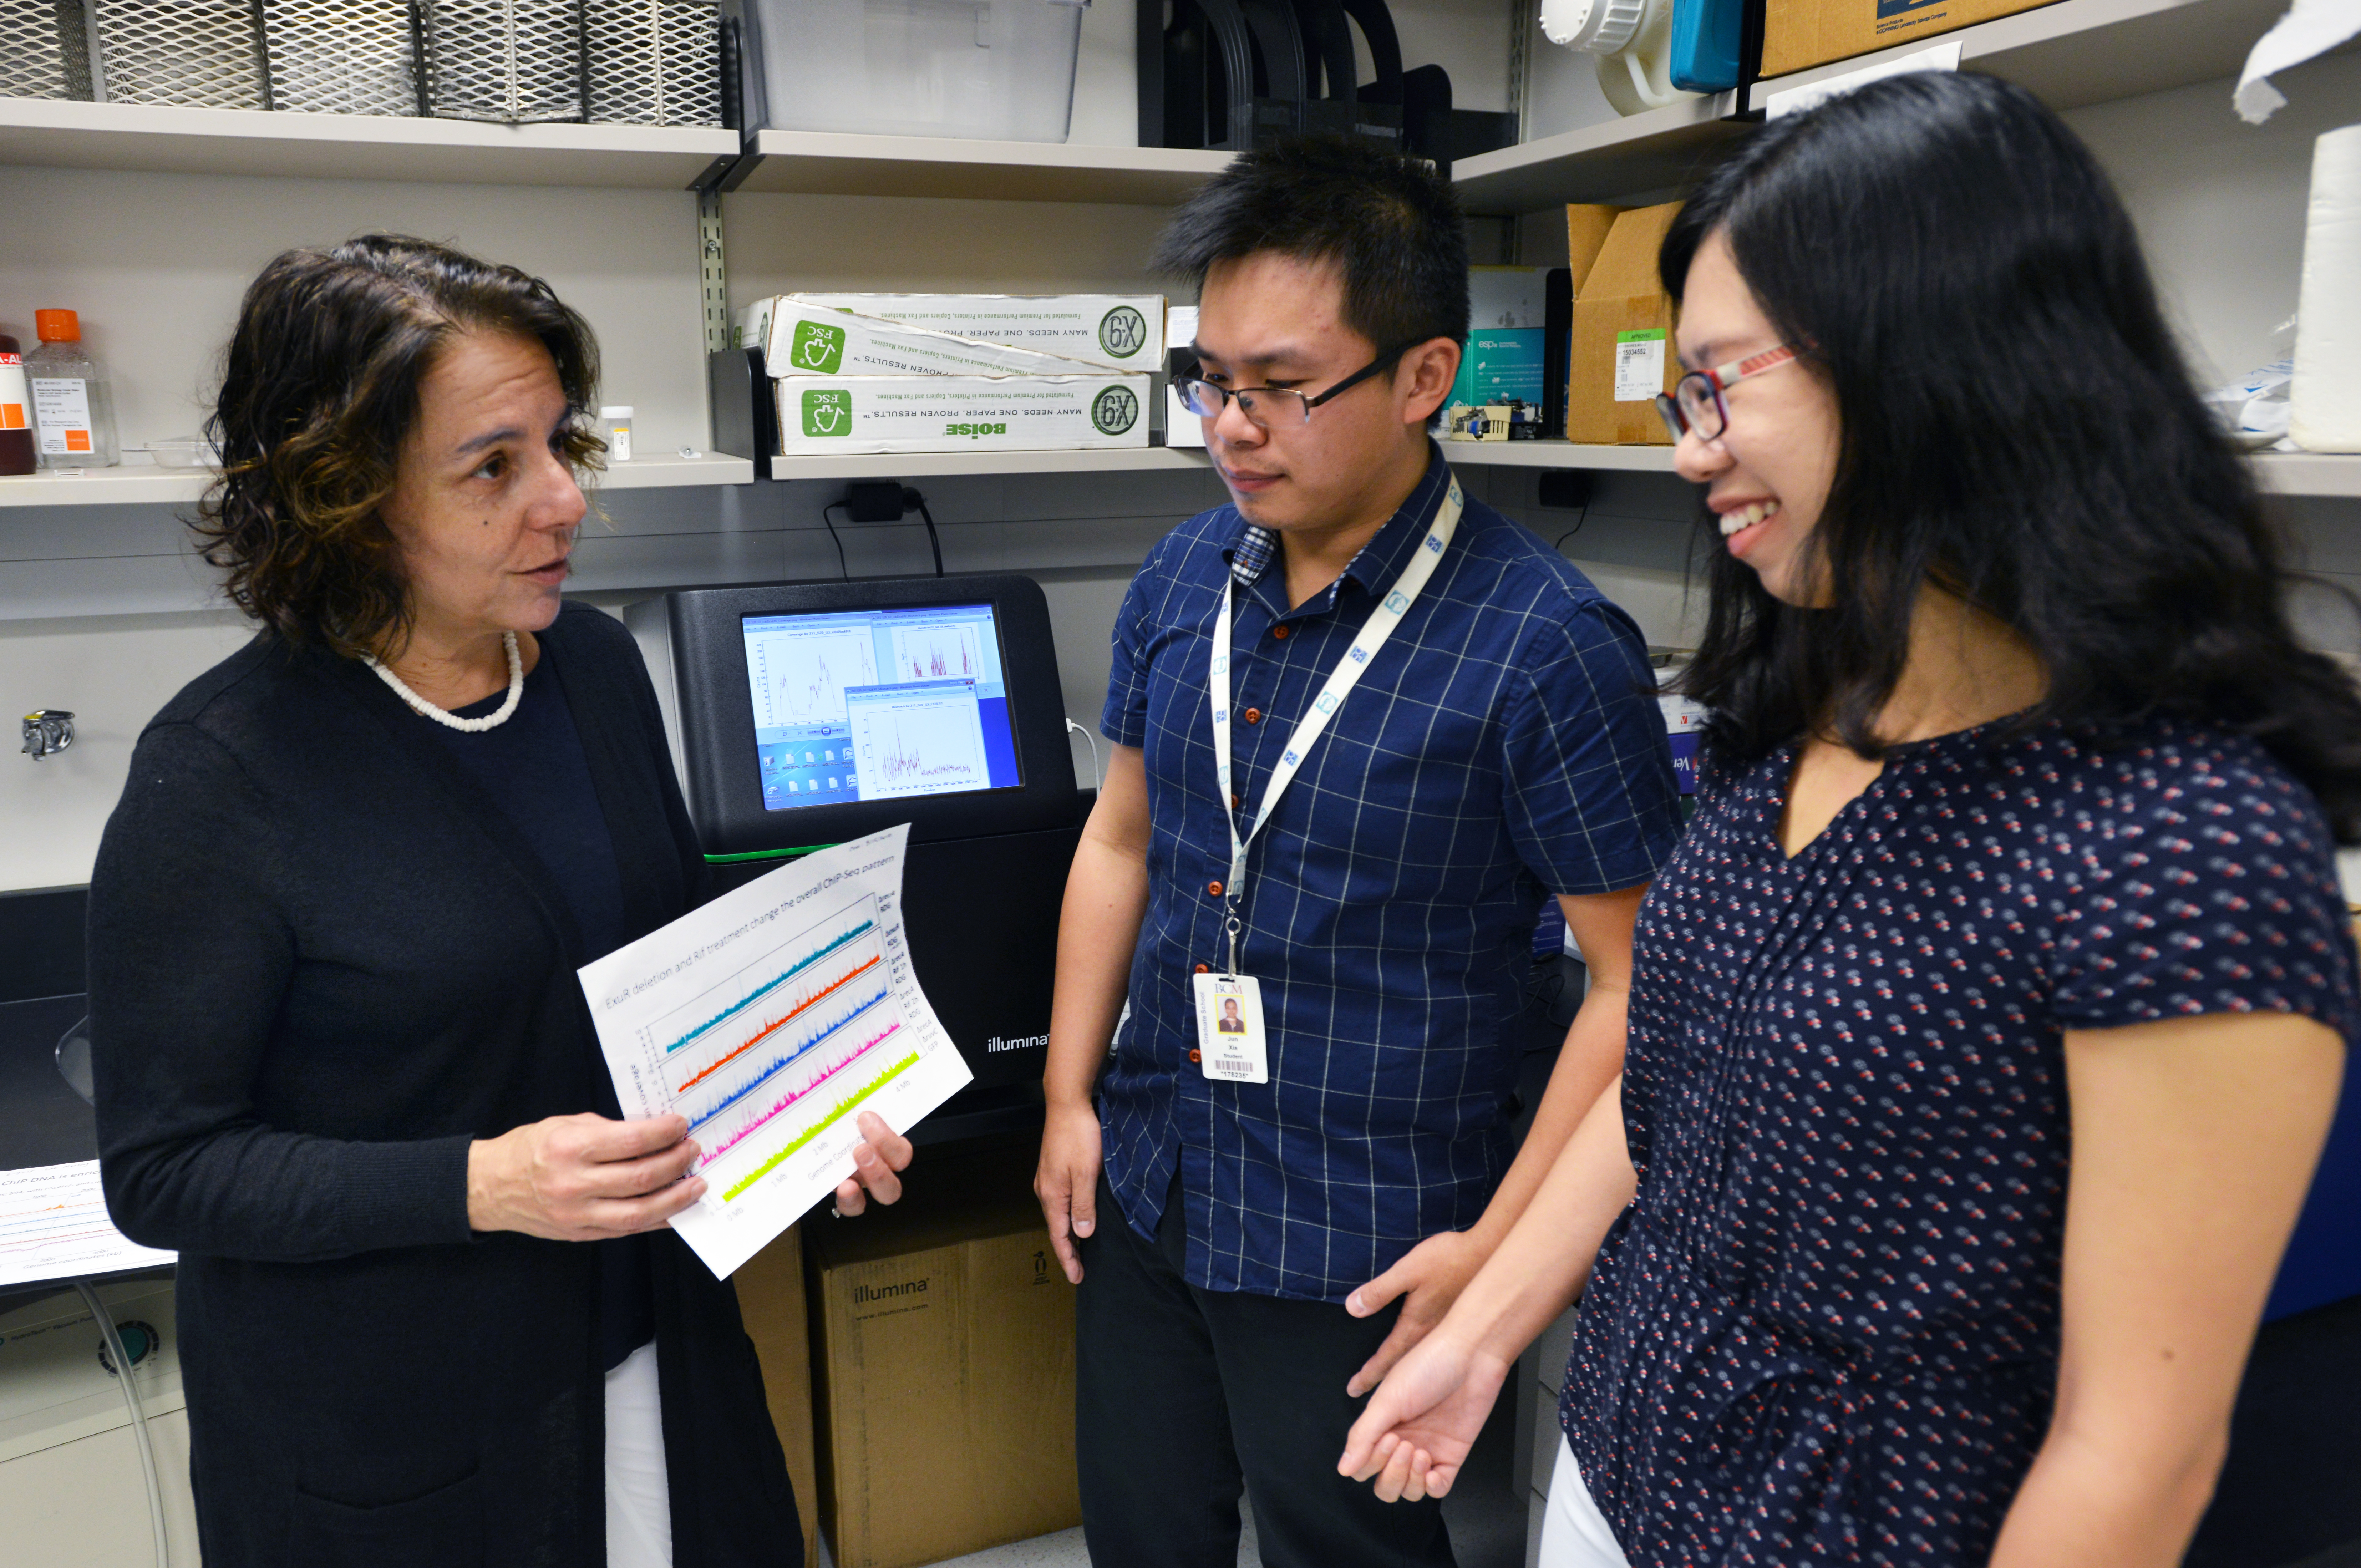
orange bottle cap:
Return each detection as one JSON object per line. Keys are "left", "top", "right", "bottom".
{"left": 34, "top": 310, "right": 80, "bottom": 342}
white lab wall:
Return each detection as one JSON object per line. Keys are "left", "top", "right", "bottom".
{"left": 0, "top": 612, "right": 255, "bottom": 893}
{"left": 2062, "top": 46, "right": 2361, "bottom": 388}
{"left": 0, "top": 166, "right": 710, "bottom": 458}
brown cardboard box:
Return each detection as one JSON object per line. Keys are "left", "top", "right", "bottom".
{"left": 1762, "top": 0, "right": 2056, "bottom": 77}
{"left": 1566, "top": 203, "right": 1622, "bottom": 289}
{"left": 805, "top": 1147, "right": 1079, "bottom": 1568}
{"left": 1565, "top": 201, "right": 1686, "bottom": 446}
{"left": 737, "top": 1224, "right": 823, "bottom": 1568}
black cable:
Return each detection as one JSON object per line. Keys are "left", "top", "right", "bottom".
{"left": 821, "top": 502, "right": 851, "bottom": 580}
{"left": 1554, "top": 505, "right": 1591, "bottom": 550}
{"left": 915, "top": 498, "right": 944, "bottom": 577}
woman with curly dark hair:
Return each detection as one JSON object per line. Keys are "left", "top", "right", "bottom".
{"left": 86, "top": 235, "right": 908, "bottom": 1566}
{"left": 1340, "top": 73, "right": 2361, "bottom": 1567}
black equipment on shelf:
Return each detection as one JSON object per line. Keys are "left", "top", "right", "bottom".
{"left": 1137, "top": 0, "right": 1511, "bottom": 170}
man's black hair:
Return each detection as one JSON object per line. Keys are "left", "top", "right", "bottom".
{"left": 1149, "top": 136, "right": 1469, "bottom": 355}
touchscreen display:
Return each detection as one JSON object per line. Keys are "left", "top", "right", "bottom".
{"left": 741, "top": 603, "right": 1022, "bottom": 811}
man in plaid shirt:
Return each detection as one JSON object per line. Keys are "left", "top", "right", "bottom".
{"left": 1034, "top": 138, "right": 1684, "bottom": 1567}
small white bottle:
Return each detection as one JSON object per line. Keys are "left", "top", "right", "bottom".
{"left": 599, "top": 405, "right": 634, "bottom": 462}
{"left": 27, "top": 309, "right": 118, "bottom": 470}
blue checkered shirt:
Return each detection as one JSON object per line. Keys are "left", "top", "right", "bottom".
{"left": 1098, "top": 447, "right": 1685, "bottom": 1300}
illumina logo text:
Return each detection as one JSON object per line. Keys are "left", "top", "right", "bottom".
{"left": 852, "top": 1278, "right": 930, "bottom": 1304}
{"left": 986, "top": 1033, "right": 1049, "bottom": 1054}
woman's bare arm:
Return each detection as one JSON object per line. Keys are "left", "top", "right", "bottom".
{"left": 1987, "top": 1010, "right": 2344, "bottom": 1567}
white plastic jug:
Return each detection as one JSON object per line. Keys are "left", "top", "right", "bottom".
{"left": 1539, "top": 0, "right": 1697, "bottom": 117}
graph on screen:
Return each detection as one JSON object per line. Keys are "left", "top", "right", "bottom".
{"left": 891, "top": 623, "right": 983, "bottom": 683}
{"left": 849, "top": 691, "right": 988, "bottom": 800}
{"left": 645, "top": 893, "right": 919, "bottom": 1205}
{"left": 748, "top": 626, "right": 878, "bottom": 727}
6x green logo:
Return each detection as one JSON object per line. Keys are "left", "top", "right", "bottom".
{"left": 1098, "top": 305, "right": 1149, "bottom": 360}
{"left": 1092, "top": 385, "right": 1141, "bottom": 436}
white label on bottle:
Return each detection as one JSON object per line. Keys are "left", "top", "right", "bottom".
{"left": 610, "top": 425, "right": 632, "bottom": 462}
{"left": 30, "top": 377, "right": 93, "bottom": 455}
{"left": 0, "top": 355, "right": 27, "bottom": 432}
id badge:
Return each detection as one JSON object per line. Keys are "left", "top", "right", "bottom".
{"left": 1191, "top": 972, "right": 1269, "bottom": 1083}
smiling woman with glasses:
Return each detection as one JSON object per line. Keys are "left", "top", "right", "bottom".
{"left": 1652, "top": 340, "right": 1801, "bottom": 442}
{"left": 1345, "top": 71, "right": 2361, "bottom": 1568}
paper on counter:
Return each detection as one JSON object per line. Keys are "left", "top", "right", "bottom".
{"left": 580, "top": 825, "right": 972, "bottom": 1279}
{"left": 2236, "top": 0, "right": 2361, "bottom": 124}
{"left": 0, "top": 1161, "right": 175, "bottom": 1291}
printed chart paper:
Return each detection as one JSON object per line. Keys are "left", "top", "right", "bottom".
{"left": 0, "top": 1161, "right": 176, "bottom": 1290}
{"left": 581, "top": 825, "right": 971, "bottom": 1279}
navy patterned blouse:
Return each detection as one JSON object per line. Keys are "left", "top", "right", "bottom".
{"left": 1560, "top": 716, "right": 2361, "bottom": 1566}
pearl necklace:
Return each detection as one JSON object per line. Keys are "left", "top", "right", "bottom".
{"left": 364, "top": 632, "right": 524, "bottom": 733}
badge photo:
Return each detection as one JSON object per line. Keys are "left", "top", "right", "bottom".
{"left": 1191, "top": 972, "right": 1269, "bottom": 1084}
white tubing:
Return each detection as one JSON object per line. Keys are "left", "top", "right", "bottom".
{"left": 76, "top": 1280, "right": 168, "bottom": 1568}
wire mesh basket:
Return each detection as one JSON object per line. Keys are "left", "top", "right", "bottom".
{"left": 584, "top": 0, "right": 720, "bottom": 126}
{"left": 0, "top": 1, "right": 96, "bottom": 100}
{"left": 90, "top": 0, "right": 269, "bottom": 109}
{"left": 260, "top": 0, "right": 423, "bottom": 115}
{"left": 420, "top": 0, "right": 584, "bottom": 123}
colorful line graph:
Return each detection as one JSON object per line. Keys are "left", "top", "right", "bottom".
{"left": 703, "top": 1021, "right": 903, "bottom": 1173}
{"left": 685, "top": 988, "right": 891, "bottom": 1135}
{"left": 674, "top": 954, "right": 885, "bottom": 1095}
{"left": 723, "top": 1049, "right": 924, "bottom": 1201}
{"left": 660, "top": 917, "right": 876, "bottom": 1056}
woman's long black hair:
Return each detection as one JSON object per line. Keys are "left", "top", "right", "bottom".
{"left": 1663, "top": 70, "right": 2361, "bottom": 840}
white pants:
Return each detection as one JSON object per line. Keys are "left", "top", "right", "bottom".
{"left": 605, "top": 1340, "right": 674, "bottom": 1568}
{"left": 1538, "top": 1435, "right": 1633, "bottom": 1568}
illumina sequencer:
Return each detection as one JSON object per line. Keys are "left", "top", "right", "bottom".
{"left": 625, "top": 575, "right": 1081, "bottom": 1096}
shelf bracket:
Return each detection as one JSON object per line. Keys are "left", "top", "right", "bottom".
{"left": 697, "top": 185, "right": 730, "bottom": 357}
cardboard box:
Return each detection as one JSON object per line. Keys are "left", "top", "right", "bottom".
{"left": 1762, "top": 0, "right": 2053, "bottom": 77}
{"left": 775, "top": 375, "right": 1153, "bottom": 455}
{"left": 762, "top": 301, "right": 1103, "bottom": 381}
{"left": 736, "top": 1224, "right": 822, "bottom": 1568}
{"left": 1565, "top": 202, "right": 1685, "bottom": 446}
{"left": 788, "top": 293, "right": 1167, "bottom": 371}
{"left": 805, "top": 1149, "right": 1079, "bottom": 1568}
{"left": 1450, "top": 266, "right": 1551, "bottom": 412}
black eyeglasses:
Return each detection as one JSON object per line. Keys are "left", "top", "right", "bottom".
{"left": 1172, "top": 344, "right": 1415, "bottom": 429}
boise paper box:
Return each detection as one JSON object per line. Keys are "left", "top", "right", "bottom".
{"left": 1762, "top": 0, "right": 2054, "bottom": 77}
{"left": 789, "top": 293, "right": 1166, "bottom": 371}
{"left": 1566, "top": 201, "right": 1685, "bottom": 446}
{"left": 776, "top": 375, "right": 1152, "bottom": 455}
{"left": 806, "top": 1147, "right": 1080, "bottom": 1568}
{"left": 762, "top": 301, "right": 1103, "bottom": 381}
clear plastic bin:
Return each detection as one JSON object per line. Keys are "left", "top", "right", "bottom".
{"left": 743, "top": 0, "right": 1087, "bottom": 144}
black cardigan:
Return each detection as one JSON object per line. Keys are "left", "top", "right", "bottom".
{"left": 89, "top": 603, "right": 802, "bottom": 1567}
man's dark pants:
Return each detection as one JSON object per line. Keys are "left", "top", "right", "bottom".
{"left": 1074, "top": 1173, "right": 1458, "bottom": 1568}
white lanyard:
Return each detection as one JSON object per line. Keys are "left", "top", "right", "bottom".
{"left": 1209, "top": 477, "right": 1464, "bottom": 973}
